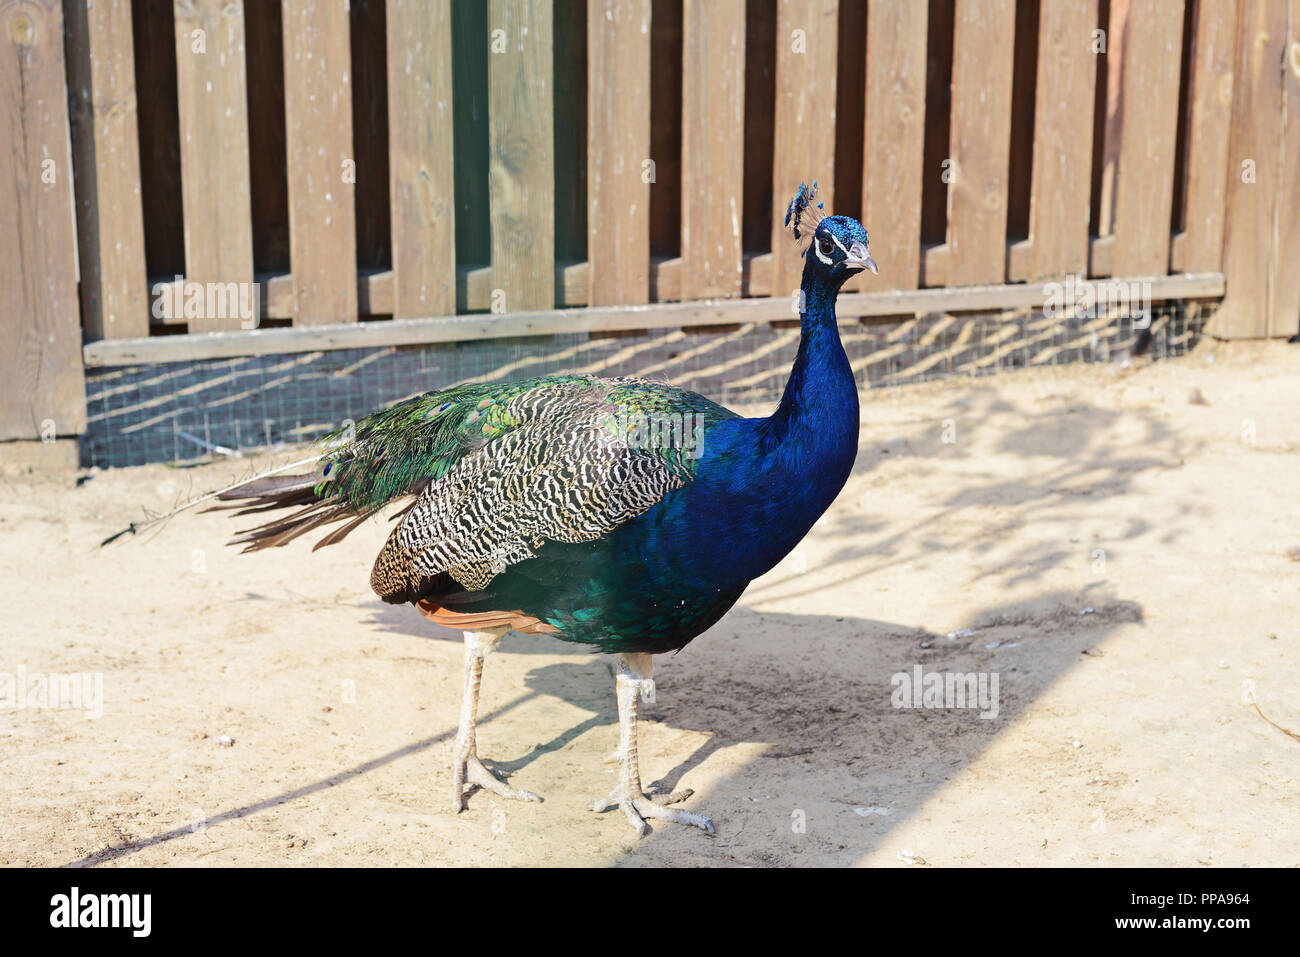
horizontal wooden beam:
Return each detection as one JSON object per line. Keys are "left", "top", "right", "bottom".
{"left": 149, "top": 240, "right": 1137, "bottom": 320}
{"left": 89, "top": 272, "right": 1225, "bottom": 368}
{"left": 921, "top": 243, "right": 949, "bottom": 286}
{"left": 930, "top": 236, "right": 1124, "bottom": 287}
{"left": 150, "top": 258, "right": 694, "bottom": 324}
{"left": 1089, "top": 235, "right": 1116, "bottom": 277}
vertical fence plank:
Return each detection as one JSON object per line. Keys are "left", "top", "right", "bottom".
{"left": 1110, "top": 0, "right": 1185, "bottom": 277}
{"left": 769, "top": 0, "right": 838, "bottom": 297}
{"left": 174, "top": 0, "right": 254, "bottom": 332}
{"left": 1095, "top": 0, "right": 1129, "bottom": 240}
{"left": 1176, "top": 0, "right": 1238, "bottom": 273}
{"left": 65, "top": 0, "right": 149, "bottom": 340}
{"left": 386, "top": 0, "right": 455, "bottom": 317}
{"left": 680, "top": 0, "right": 745, "bottom": 300}
{"left": 1275, "top": 0, "right": 1300, "bottom": 337}
{"left": 587, "top": 0, "right": 650, "bottom": 306}
{"left": 282, "top": 0, "right": 357, "bottom": 325}
{"left": 946, "top": 0, "right": 1016, "bottom": 286}
{"left": 490, "top": 0, "right": 554, "bottom": 312}
{"left": 0, "top": 0, "right": 85, "bottom": 439}
{"left": 1216, "top": 0, "right": 1290, "bottom": 338}
{"left": 1025, "top": 0, "right": 1097, "bottom": 280}
{"left": 861, "top": 0, "right": 927, "bottom": 292}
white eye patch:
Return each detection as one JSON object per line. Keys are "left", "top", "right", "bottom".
{"left": 813, "top": 235, "right": 834, "bottom": 265}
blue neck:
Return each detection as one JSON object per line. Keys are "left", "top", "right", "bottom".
{"left": 705, "top": 261, "right": 861, "bottom": 580}
{"left": 760, "top": 265, "right": 860, "bottom": 469}
{"left": 630, "top": 259, "right": 862, "bottom": 591}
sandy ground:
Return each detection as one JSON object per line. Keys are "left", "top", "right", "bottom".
{"left": 2, "top": 340, "right": 1298, "bottom": 868}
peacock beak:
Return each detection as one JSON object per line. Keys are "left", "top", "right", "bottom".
{"left": 845, "top": 242, "right": 878, "bottom": 275}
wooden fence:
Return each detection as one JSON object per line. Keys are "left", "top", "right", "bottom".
{"left": 2, "top": 0, "right": 1298, "bottom": 443}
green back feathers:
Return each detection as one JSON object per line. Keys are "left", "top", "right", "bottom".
{"left": 217, "top": 372, "right": 743, "bottom": 597}
{"left": 315, "top": 381, "right": 521, "bottom": 511}
{"left": 315, "top": 374, "right": 737, "bottom": 515}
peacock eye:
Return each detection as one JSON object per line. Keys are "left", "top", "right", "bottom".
{"left": 817, "top": 234, "right": 835, "bottom": 258}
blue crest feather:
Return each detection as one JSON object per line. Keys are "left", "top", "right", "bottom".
{"left": 783, "top": 180, "right": 827, "bottom": 251}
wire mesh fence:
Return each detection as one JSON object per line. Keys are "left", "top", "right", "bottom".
{"left": 81, "top": 300, "right": 1210, "bottom": 469}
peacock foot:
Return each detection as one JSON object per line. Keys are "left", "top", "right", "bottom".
{"left": 589, "top": 784, "right": 714, "bottom": 838}
{"left": 452, "top": 752, "right": 542, "bottom": 813}
{"left": 591, "top": 655, "right": 715, "bottom": 837}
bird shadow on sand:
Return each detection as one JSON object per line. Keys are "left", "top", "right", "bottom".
{"left": 602, "top": 593, "right": 1144, "bottom": 864}
{"left": 62, "top": 587, "right": 1141, "bottom": 867}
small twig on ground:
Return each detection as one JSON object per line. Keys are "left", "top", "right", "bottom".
{"left": 1251, "top": 700, "right": 1300, "bottom": 743}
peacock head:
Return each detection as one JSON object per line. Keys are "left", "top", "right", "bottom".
{"left": 784, "top": 180, "right": 878, "bottom": 288}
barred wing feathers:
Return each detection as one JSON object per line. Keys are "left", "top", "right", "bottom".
{"left": 370, "top": 376, "right": 736, "bottom": 602}
{"left": 219, "top": 374, "right": 736, "bottom": 605}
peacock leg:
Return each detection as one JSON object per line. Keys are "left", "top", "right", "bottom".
{"left": 451, "top": 627, "right": 542, "bottom": 812}
{"left": 589, "top": 653, "right": 715, "bottom": 838}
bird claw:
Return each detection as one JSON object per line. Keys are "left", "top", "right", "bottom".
{"left": 646, "top": 786, "right": 695, "bottom": 807}
{"left": 453, "top": 754, "right": 542, "bottom": 812}
{"left": 589, "top": 785, "right": 713, "bottom": 837}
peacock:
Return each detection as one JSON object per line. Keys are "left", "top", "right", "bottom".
{"left": 192, "top": 182, "right": 875, "bottom": 838}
